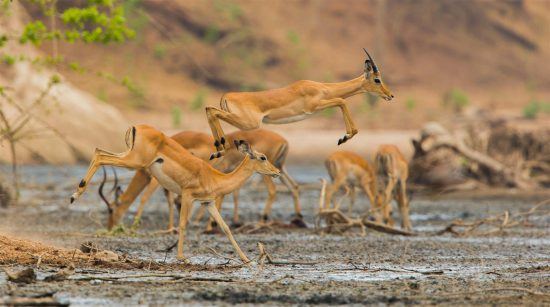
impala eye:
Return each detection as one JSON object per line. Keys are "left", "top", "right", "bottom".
{"left": 374, "top": 78, "right": 381, "bottom": 84}
{"left": 260, "top": 156, "right": 267, "bottom": 161}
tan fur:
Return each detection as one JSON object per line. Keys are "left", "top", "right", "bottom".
{"left": 324, "top": 151, "right": 376, "bottom": 214}
{"left": 374, "top": 145, "right": 411, "bottom": 230}
{"left": 105, "top": 129, "right": 302, "bottom": 231}
{"left": 71, "top": 124, "right": 281, "bottom": 263}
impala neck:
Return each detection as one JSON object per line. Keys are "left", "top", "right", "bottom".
{"left": 211, "top": 156, "right": 255, "bottom": 196}
{"left": 324, "top": 75, "right": 366, "bottom": 99}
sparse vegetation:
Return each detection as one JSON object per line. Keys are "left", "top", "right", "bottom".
{"left": 96, "top": 88, "right": 108, "bottom": 102}
{"left": 442, "top": 88, "right": 469, "bottom": 113}
{"left": 213, "top": 0, "right": 243, "bottom": 21}
{"left": 171, "top": 106, "right": 182, "bottom": 128}
{"left": 203, "top": 25, "right": 221, "bottom": 44}
{"left": 405, "top": 97, "right": 416, "bottom": 111}
{"left": 153, "top": 44, "right": 166, "bottom": 59}
{"left": 522, "top": 99, "right": 550, "bottom": 119}
{"left": 190, "top": 89, "right": 208, "bottom": 111}
{"left": 286, "top": 29, "right": 310, "bottom": 79}
{"left": 121, "top": 76, "right": 146, "bottom": 108}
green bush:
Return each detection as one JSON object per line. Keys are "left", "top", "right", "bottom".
{"left": 405, "top": 97, "right": 416, "bottom": 111}
{"left": 154, "top": 44, "right": 166, "bottom": 59}
{"left": 442, "top": 88, "right": 469, "bottom": 113}
{"left": 523, "top": 100, "right": 540, "bottom": 119}
{"left": 203, "top": 25, "right": 220, "bottom": 44}
{"left": 190, "top": 89, "right": 207, "bottom": 111}
{"left": 522, "top": 99, "right": 550, "bottom": 119}
{"left": 171, "top": 106, "right": 182, "bottom": 128}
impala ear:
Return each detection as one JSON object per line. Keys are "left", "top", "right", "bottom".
{"left": 365, "top": 60, "right": 373, "bottom": 78}
{"left": 236, "top": 140, "right": 254, "bottom": 158}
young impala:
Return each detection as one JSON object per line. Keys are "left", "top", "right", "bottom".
{"left": 70, "top": 124, "right": 280, "bottom": 263}
{"left": 101, "top": 129, "right": 303, "bottom": 232}
{"left": 374, "top": 145, "right": 411, "bottom": 230}
{"left": 207, "top": 49, "right": 394, "bottom": 159}
{"left": 324, "top": 151, "right": 376, "bottom": 214}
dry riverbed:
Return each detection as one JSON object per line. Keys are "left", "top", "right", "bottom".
{"left": 0, "top": 165, "right": 549, "bottom": 305}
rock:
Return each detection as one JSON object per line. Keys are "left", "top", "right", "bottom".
{"left": 4, "top": 267, "right": 36, "bottom": 284}
{"left": 93, "top": 250, "right": 119, "bottom": 262}
{"left": 44, "top": 266, "right": 75, "bottom": 282}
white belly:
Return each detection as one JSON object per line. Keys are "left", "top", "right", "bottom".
{"left": 149, "top": 163, "right": 181, "bottom": 194}
{"left": 263, "top": 112, "right": 313, "bottom": 124}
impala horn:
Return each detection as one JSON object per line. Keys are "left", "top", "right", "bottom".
{"left": 363, "top": 48, "right": 379, "bottom": 73}
{"left": 98, "top": 166, "right": 113, "bottom": 213}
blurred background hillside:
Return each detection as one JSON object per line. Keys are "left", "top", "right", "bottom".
{"left": 1, "top": 0, "right": 550, "bottom": 164}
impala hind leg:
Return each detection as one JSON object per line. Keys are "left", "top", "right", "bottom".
{"left": 205, "top": 106, "right": 261, "bottom": 159}
{"left": 205, "top": 196, "right": 224, "bottom": 234}
{"left": 396, "top": 180, "right": 412, "bottom": 231}
{"left": 382, "top": 178, "right": 397, "bottom": 227}
{"left": 205, "top": 201, "right": 250, "bottom": 263}
{"left": 71, "top": 149, "right": 144, "bottom": 204}
{"left": 131, "top": 178, "right": 159, "bottom": 230}
{"left": 231, "top": 190, "right": 242, "bottom": 228}
{"left": 176, "top": 195, "right": 193, "bottom": 263}
{"left": 325, "top": 175, "right": 346, "bottom": 210}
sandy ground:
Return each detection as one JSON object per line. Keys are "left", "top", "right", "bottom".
{"left": 0, "top": 165, "right": 549, "bottom": 305}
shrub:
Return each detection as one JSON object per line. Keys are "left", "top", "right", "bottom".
{"left": 190, "top": 89, "right": 207, "bottom": 111}
{"left": 442, "top": 88, "right": 469, "bottom": 113}
{"left": 405, "top": 97, "right": 416, "bottom": 111}
{"left": 154, "top": 44, "right": 166, "bottom": 59}
{"left": 522, "top": 99, "right": 550, "bottom": 119}
{"left": 171, "top": 106, "right": 182, "bottom": 128}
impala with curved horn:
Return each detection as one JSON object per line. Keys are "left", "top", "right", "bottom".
{"left": 206, "top": 48, "right": 394, "bottom": 158}
{"left": 70, "top": 124, "right": 281, "bottom": 263}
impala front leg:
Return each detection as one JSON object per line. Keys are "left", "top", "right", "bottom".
{"left": 205, "top": 106, "right": 261, "bottom": 159}
{"left": 205, "top": 201, "right": 250, "bottom": 263}
{"left": 316, "top": 98, "right": 358, "bottom": 145}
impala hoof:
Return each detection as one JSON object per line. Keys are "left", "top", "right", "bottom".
{"left": 338, "top": 135, "right": 350, "bottom": 145}
{"left": 70, "top": 196, "right": 75, "bottom": 204}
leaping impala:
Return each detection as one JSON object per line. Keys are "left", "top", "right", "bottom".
{"left": 70, "top": 124, "right": 280, "bottom": 263}
{"left": 101, "top": 129, "right": 304, "bottom": 232}
{"left": 207, "top": 48, "right": 394, "bottom": 159}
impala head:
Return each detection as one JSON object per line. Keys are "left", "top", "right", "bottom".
{"left": 362, "top": 48, "right": 394, "bottom": 101}
{"left": 234, "top": 140, "right": 280, "bottom": 178}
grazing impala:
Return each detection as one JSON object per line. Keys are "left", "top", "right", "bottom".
{"left": 374, "top": 145, "right": 411, "bottom": 230}
{"left": 324, "top": 151, "right": 376, "bottom": 214}
{"left": 71, "top": 124, "right": 280, "bottom": 263}
{"left": 102, "top": 129, "right": 303, "bottom": 231}
{"left": 207, "top": 49, "right": 394, "bottom": 159}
